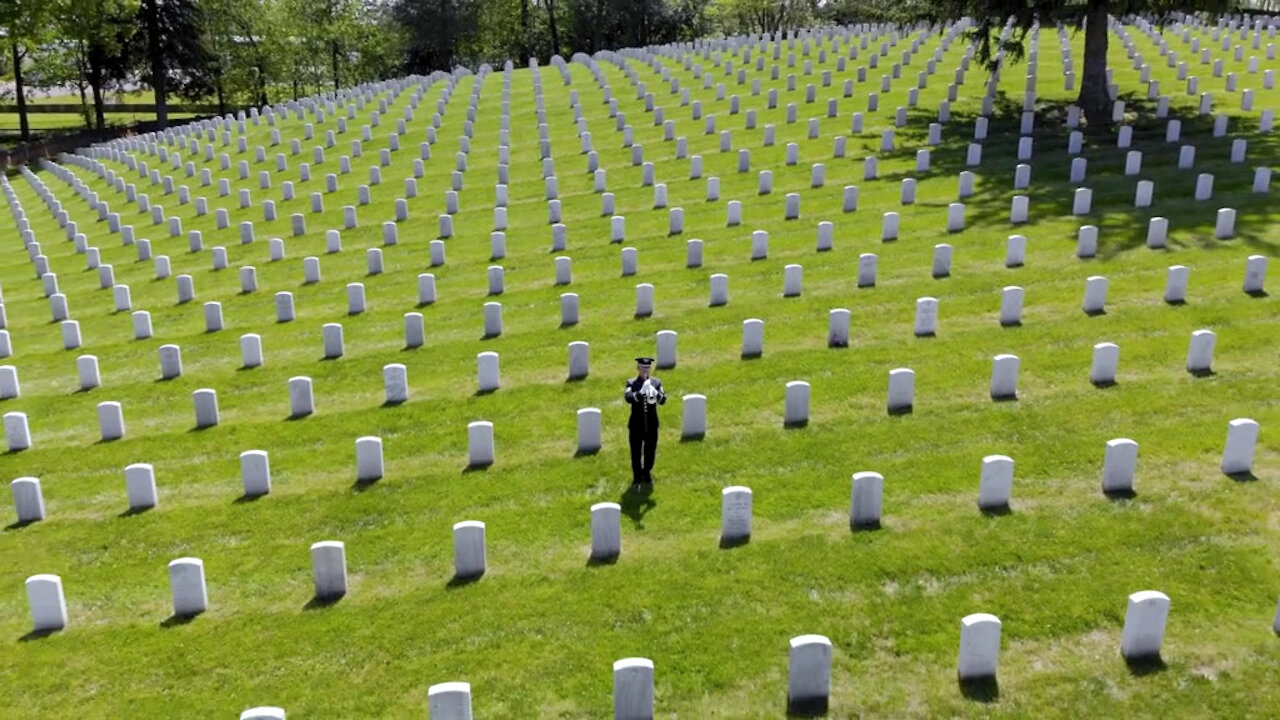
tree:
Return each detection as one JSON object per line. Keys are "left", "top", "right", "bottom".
{"left": 0, "top": 0, "right": 54, "bottom": 142}
{"left": 136, "top": 0, "right": 213, "bottom": 129}
{"left": 202, "top": 0, "right": 273, "bottom": 109}
{"left": 393, "top": 0, "right": 480, "bottom": 73}
{"left": 923, "top": 0, "right": 1234, "bottom": 128}
{"left": 55, "top": 0, "right": 140, "bottom": 130}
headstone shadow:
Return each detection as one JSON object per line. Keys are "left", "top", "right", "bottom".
{"left": 718, "top": 534, "right": 749, "bottom": 550}
{"left": 573, "top": 447, "right": 599, "bottom": 458}
{"left": 586, "top": 552, "right": 619, "bottom": 567}
{"left": 785, "top": 696, "right": 828, "bottom": 717}
{"left": 4, "top": 518, "right": 37, "bottom": 531}
{"left": 446, "top": 572, "right": 484, "bottom": 589}
{"left": 1104, "top": 488, "right": 1139, "bottom": 500}
{"left": 1188, "top": 368, "right": 1216, "bottom": 378}
{"left": 1091, "top": 379, "right": 1119, "bottom": 389}
{"left": 233, "top": 492, "right": 266, "bottom": 504}
{"left": 303, "top": 593, "right": 344, "bottom": 611}
{"left": 350, "top": 478, "right": 380, "bottom": 492}
{"left": 887, "top": 405, "right": 913, "bottom": 417}
{"left": 958, "top": 675, "right": 1000, "bottom": 702}
{"left": 118, "top": 505, "right": 153, "bottom": 517}
{"left": 160, "top": 612, "right": 198, "bottom": 628}
{"left": 18, "top": 628, "right": 58, "bottom": 642}
{"left": 678, "top": 433, "right": 704, "bottom": 443}
{"left": 1124, "top": 654, "right": 1167, "bottom": 677}
{"left": 979, "top": 504, "right": 1012, "bottom": 518}
{"left": 1226, "top": 471, "right": 1258, "bottom": 483}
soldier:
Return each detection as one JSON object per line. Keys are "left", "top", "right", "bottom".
{"left": 623, "top": 356, "right": 666, "bottom": 486}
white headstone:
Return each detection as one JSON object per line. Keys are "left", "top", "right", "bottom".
{"left": 1186, "top": 329, "right": 1215, "bottom": 374}
{"left": 887, "top": 368, "right": 914, "bottom": 413}
{"left": 1121, "top": 590, "right": 1170, "bottom": 659}
{"left": 1083, "top": 276, "right": 1108, "bottom": 314}
{"left": 656, "top": 330, "right": 677, "bottom": 369}
{"left": 1102, "top": 438, "right": 1138, "bottom": 494}
{"left": 453, "top": 521, "right": 487, "bottom": 578}
{"left": 483, "top": 302, "right": 502, "bottom": 338}
{"left": 98, "top": 401, "right": 125, "bottom": 441}
{"left": 741, "top": 319, "right": 764, "bottom": 358}
{"left": 310, "top": 540, "right": 348, "bottom": 599}
{"left": 168, "top": 557, "right": 208, "bottom": 616}
{"left": 193, "top": 388, "right": 219, "bottom": 428}
{"left": 590, "top": 502, "right": 622, "bottom": 559}
{"left": 124, "top": 463, "right": 157, "bottom": 509}
{"left": 241, "top": 450, "right": 271, "bottom": 496}
{"left": 957, "top": 614, "right": 1002, "bottom": 680}
{"left": 468, "top": 421, "right": 495, "bottom": 467}
{"left": 978, "top": 455, "right": 1013, "bottom": 510}
{"left": 613, "top": 658, "right": 654, "bottom": 720}
{"left": 990, "top": 354, "right": 1020, "bottom": 399}
{"left": 576, "top": 408, "right": 602, "bottom": 454}
{"left": 1244, "top": 255, "right": 1268, "bottom": 294}
{"left": 11, "top": 476, "right": 44, "bottom": 522}
{"left": 1091, "top": 342, "right": 1120, "bottom": 385}
{"left": 828, "top": 308, "right": 851, "bottom": 347}
{"left": 25, "top": 574, "right": 67, "bottom": 632}
{"left": 426, "top": 682, "right": 472, "bottom": 720}
{"left": 787, "top": 635, "right": 832, "bottom": 714}
{"left": 784, "top": 381, "right": 810, "bottom": 426}
{"left": 914, "top": 297, "right": 939, "bottom": 336}
{"left": 1221, "top": 418, "right": 1259, "bottom": 476}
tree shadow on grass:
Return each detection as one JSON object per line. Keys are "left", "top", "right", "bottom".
{"left": 891, "top": 91, "right": 1280, "bottom": 259}
{"left": 620, "top": 483, "right": 656, "bottom": 528}
{"left": 958, "top": 675, "right": 1000, "bottom": 703}
{"left": 1124, "top": 654, "right": 1167, "bottom": 677}
{"left": 18, "top": 628, "right": 58, "bottom": 642}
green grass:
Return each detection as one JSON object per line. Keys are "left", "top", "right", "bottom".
{"left": 0, "top": 20, "right": 1278, "bottom": 718}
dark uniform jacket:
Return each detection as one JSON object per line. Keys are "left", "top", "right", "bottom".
{"left": 623, "top": 376, "right": 666, "bottom": 429}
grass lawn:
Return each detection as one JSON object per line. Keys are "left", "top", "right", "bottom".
{"left": 0, "top": 19, "right": 1277, "bottom": 718}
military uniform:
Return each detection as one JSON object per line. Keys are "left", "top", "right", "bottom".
{"left": 623, "top": 357, "right": 666, "bottom": 485}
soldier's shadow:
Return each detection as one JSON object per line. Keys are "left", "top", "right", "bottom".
{"left": 619, "top": 484, "right": 657, "bottom": 528}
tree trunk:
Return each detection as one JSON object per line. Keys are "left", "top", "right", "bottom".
{"left": 12, "top": 43, "right": 29, "bottom": 142}
{"left": 547, "top": 0, "right": 560, "bottom": 60}
{"left": 519, "top": 0, "right": 531, "bottom": 62}
{"left": 89, "top": 62, "right": 106, "bottom": 130}
{"left": 331, "top": 42, "right": 340, "bottom": 91}
{"left": 1077, "top": 0, "right": 1112, "bottom": 129}
{"left": 146, "top": 0, "right": 168, "bottom": 129}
